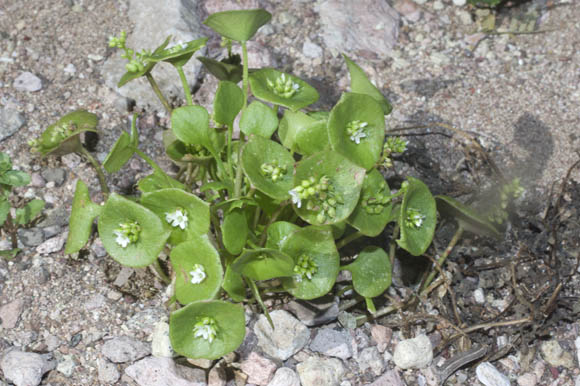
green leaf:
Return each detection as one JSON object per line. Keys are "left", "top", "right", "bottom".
{"left": 266, "top": 221, "right": 300, "bottom": 249}
{"left": 293, "top": 151, "right": 365, "bottom": 225}
{"left": 98, "top": 193, "right": 170, "bottom": 267}
{"left": 281, "top": 226, "right": 340, "bottom": 300}
{"left": 343, "top": 246, "right": 391, "bottom": 298}
{"left": 436, "top": 195, "right": 501, "bottom": 238}
{"left": 232, "top": 248, "right": 295, "bottom": 281}
{"left": 65, "top": 180, "right": 102, "bottom": 254}
{"left": 328, "top": 93, "right": 385, "bottom": 170}
{"left": 0, "top": 152, "right": 12, "bottom": 173}
{"left": 214, "top": 81, "right": 244, "bottom": 128}
{"left": 141, "top": 188, "right": 210, "bottom": 245}
{"left": 198, "top": 56, "right": 244, "bottom": 83}
{"left": 15, "top": 199, "right": 44, "bottom": 226}
{"left": 241, "top": 136, "right": 294, "bottom": 201}
{"left": 171, "top": 105, "right": 224, "bottom": 156}
{"left": 239, "top": 101, "right": 278, "bottom": 138}
{"left": 343, "top": 55, "right": 392, "bottom": 115}
{"left": 170, "top": 237, "right": 223, "bottom": 304}
{"left": 295, "top": 120, "right": 329, "bottom": 156}
{"left": 250, "top": 69, "right": 319, "bottom": 111}
{"left": 347, "top": 169, "right": 393, "bottom": 236}
{"left": 0, "top": 200, "right": 10, "bottom": 227}
{"left": 397, "top": 177, "right": 437, "bottom": 256}
{"left": 0, "top": 249, "right": 20, "bottom": 260}
{"left": 222, "top": 208, "right": 248, "bottom": 255}
{"left": 103, "top": 115, "right": 139, "bottom": 173}
{"left": 35, "top": 110, "right": 98, "bottom": 156}
{"left": 223, "top": 265, "right": 246, "bottom": 302}
{"left": 278, "top": 110, "right": 317, "bottom": 152}
{"left": 203, "top": 9, "right": 272, "bottom": 42}
{"left": 170, "top": 300, "right": 245, "bottom": 359}
{"left": 149, "top": 37, "right": 208, "bottom": 67}
{"left": 137, "top": 170, "right": 185, "bottom": 193}
{"left": 118, "top": 36, "right": 171, "bottom": 88}
{"left": 0, "top": 170, "right": 30, "bottom": 187}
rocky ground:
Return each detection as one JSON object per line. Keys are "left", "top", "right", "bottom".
{"left": 0, "top": 0, "right": 579, "bottom": 385}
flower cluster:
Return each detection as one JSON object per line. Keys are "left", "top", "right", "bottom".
{"left": 28, "top": 122, "right": 74, "bottom": 152}
{"left": 346, "top": 120, "right": 368, "bottom": 144}
{"left": 109, "top": 31, "right": 150, "bottom": 73}
{"left": 267, "top": 73, "right": 300, "bottom": 98}
{"left": 113, "top": 221, "right": 141, "bottom": 248}
{"left": 189, "top": 264, "right": 207, "bottom": 284}
{"left": 260, "top": 162, "right": 287, "bottom": 182}
{"left": 165, "top": 208, "right": 188, "bottom": 230}
{"left": 361, "top": 187, "right": 391, "bottom": 215}
{"left": 405, "top": 208, "right": 426, "bottom": 229}
{"left": 166, "top": 40, "right": 187, "bottom": 53}
{"left": 489, "top": 178, "right": 525, "bottom": 224}
{"left": 289, "top": 176, "right": 342, "bottom": 223}
{"left": 293, "top": 254, "right": 318, "bottom": 282}
{"left": 382, "top": 137, "right": 408, "bottom": 168}
{"left": 193, "top": 316, "right": 218, "bottom": 343}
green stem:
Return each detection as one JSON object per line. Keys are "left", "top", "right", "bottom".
{"left": 146, "top": 73, "right": 172, "bottom": 114}
{"left": 79, "top": 146, "right": 110, "bottom": 198}
{"left": 356, "top": 304, "right": 397, "bottom": 326}
{"left": 175, "top": 65, "right": 193, "bottom": 106}
{"left": 226, "top": 124, "right": 234, "bottom": 179}
{"left": 365, "top": 297, "right": 376, "bottom": 314}
{"left": 241, "top": 41, "right": 249, "bottom": 110}
{"left": 233, "top": 144, "right": 244, "bottom": 197}
{"left": 151, "top": 258, "right": 171, "bottom": 285}
{"left": 133, "top": 148, "right": 163, "bottom": 174}
{"left": 420, "top": 225, "right": 464, "bottom": 294}
{"left": 389, "top": 224, "right": 400, "bottom": 267}
{"left": 336, "top": 231, "right": 363, "bottom": 250}
{"left": 246, "top": 278, "right": 274, "bottom": 328}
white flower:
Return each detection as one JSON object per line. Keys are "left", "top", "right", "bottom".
{"left": 193, "top": 324, "right": 215, "bottom": 342}
{"left": 168, "top": 40, "right": 186, "bottom": 51}
{"left": 412, "top": 214, "right": 424, "bottom": 228}
{"left": 350, "top": 131, "right": 367, "bottom": 144}
{"left": 165, "top": 209, "right": 188, "bottom": 230}
{"left": 289, "top": 188, "right": 302, "bottom": 208}
{"left": 114, "top": 230, "right": 131, "bottom": 248}
{"left": 189, "top": 264, "right": 206, "bottom": 284}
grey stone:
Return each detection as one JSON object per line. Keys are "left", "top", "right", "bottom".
{"left": 208, "top": 361, "right": 227, "bottom": 386}
{"left": 317, "top": 0, "right": 399, "bottom": 59}
{"left": 36, "top": 233, "right": 67, "bottom": 255}
{"left": 125, "top": 356, "right": 206, "bottom": 386}
{"left": 17, "top": 227, "right": 45, "bottom": 247}
{"left": 0, "top": 107, "right": 25, "bottom": 142}
{"left": 369, "top": 370, "right": 405, "bottom": 386}
{"left": 286, "top": 296, "right": 339, "bottom": 326}
{"left": 13, "top": 72, "right": 42, "bottom": 92}
{"left": 97, "top": 358, "right": 120, "bottom": 384}
{"left": 267, "top": 367, "right": 300, "bottom": 386}
{"left": 475, "top": 362, "right": 510, "bottom": 386}
{"left": 310, "top": 329, "right": 352, "bottom": 360}
{"left": 102, "top": 0, "right": 205, "bottom": 110}
{"left": 40, "top": 168, "right": 66, "bottom": 187}
{"left": 56, "top": 354, "right": 75, "bottom": 377}
{"left": 370, "top": 325, "right": 392, "bottom": 353}
{"left": 357, "top": 347, "right": 384, "bottom": 376}
{"left": 38, "top": 207, "right": 69, "bottom": 228}
{"left": 296, "top": 357, "right": 345, "bottom": 386}
{"left": 124, "top": 307, "right": 166, "bottom": 336}
{"left": 0, "top": 349, "right": 56, "bottom": 386}
{"left": 254, "top": 310, "right": 309, "bottom": 361}
{"left": 302, "top": 40, "right": 323, "bottom": 59}
{"left": 101, "top": 336, "right": 151, "bottom": 363}
{"left": 41, "top": 225, "right": 61, "bottom": 239}
{"left": 152, "top": 320, "right": 175, "bottom": 358}
{"left": 240, "top": 351, "right": 277, "bottom": 385}
{"left": 0, "top": 299, "right": 24, "bottom": 329}
{"left": 393, "top": 334, "right": 433, "bottom": 369}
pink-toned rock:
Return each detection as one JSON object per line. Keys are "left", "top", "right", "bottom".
{"left": 0, "top": 299, "right": 24, "bottom": 329}
{"left": 517, "top": 373, "right": 537, "bottom": 386}
{"left": 204, "top": 0, "right": 260, "bottom": 14}
{"left": 394, "top": 0, "right": 422, "bottom": 23}
{"left": 370, "top": 369, "right": 405, "bottom": 386}
{"left": 241, "top": 352, "right": 278, "bottom": 386}
{"left": 208, "top": 361, "right": 227, "bottom": 386}
{"left": 371, "top": 325, "right": 392, "bottom": 353}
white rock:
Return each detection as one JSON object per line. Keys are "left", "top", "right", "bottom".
{"left": 456, "top": 10, "right": 472, "bottom": 25}
{"left": 267, "top": 367, "right": 301, "bottom": 386}
{"left": 36, "top": 233, "right": 67, "bottom": 255}
{"left": 476, "top": 362, "right": 510, "bottom": 386}
{"left": 13, "top": 72, "right": 42, "bottom": 92}
{"left": 453, "top": 0, "right": 467, "bottom": 5}
{"left": 541, "top": 340, "right": 575, "bottom": 368}
{"left": 473, "top": 288, "right": 485, "bottom": 303}
{"left": 0, "top": 350, "right": 56, "bottom": 386}
{"left": 575, "top": 336, "right": 580, "bottom": 367}
{"left": 433, "top": 1, "right": 444, "bottom": 10}
{"left": 393, "top": 334, "right": 433, "bottom": 369}
{"left": 516, "top": 373, "right": 537, "bottom": 386}
{"left": 97, "top": 358, "right": 120, "bottom": 384}
{"left": 152, "top": 321, "right": 175, "bottom": 358}
{"left": 56, "top": 354, "right": 75, "bottom": 377}
{"left": 357, "top": 346, "right": 384, "bottom": 376}
{"left": 64, "top": 63, "right": 77, "bottom": 74}
{"left": 254, "top": 310, "right": 309, "bottom": 361}
{"left": 297, "top": 357, "right": 345, "bottom": 386}
{"left": 125, "top": 356, "right": 206, "bottom": 386}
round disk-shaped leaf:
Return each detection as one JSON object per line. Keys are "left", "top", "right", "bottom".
{"left": 232, "top": 248, "right": 295, "bottom": 281}
{"left": 347, "top": 169, "right": 393, "bottom": 237}
{"left": 293, "top": 151, "right": 365, "bottom": 225}
{"left": 328, "top": 93, "right": 385, "bottom": 170}
{"left": 171, "top": 105, "right": 210, "bottom": 146}
{"left": 141, "top": 188, "right": 210, "bottom": 245}
{"left": 343, "top": 246, "right": 391, "bottom": 298}
{"left": 223, "top": 265, "right": 246, "bottom": 302}
{"left": 65, "top": 180, "right": 102, "bottom": 254}
{"left": 343, "top": 55, "right": 392, "bottom": 115}
{"left": 203, "top": 9, "right": 272, "bottom": 42}
{"left": 170, "top": 300, "right": 246, "bottom": 360}
{"left": 213, "top": 81, "right": 244, "bottom": 128}
{"left": 239, "top": 101, "right": 278, "bottom": 138}
{"left": 170, "top": 237, "right": 223, "bottom": 304}
{"left": 397, "top": 177, "right": 437, "bottom": 256}
{"left": 249, "top": 69, "right": 319, "bottom": 111}
{"left": 295, "top": 120, "right": 329, "bottom": 156}
{"left": 241, "top": 136, "right": 294, "bottom": 200}
{"left": 436, "top": 195, "right": 500, "bottom": 239}
{"left": 148, "top": 37, "right": 208, "bottom": 67}
{"left": 266, "top": 221, "right": 300, "bottom": 249}
{"left": 281, "top": 227, "right": 340, "bottom": 300}
{"left": 222, "top": 208, "right": 248, "bottom": 256}
{"left": 98, "top": 193, "right": 170, "bottom": 267}
{"left": 278, "top": 110, "right": 317, "bottom": 152}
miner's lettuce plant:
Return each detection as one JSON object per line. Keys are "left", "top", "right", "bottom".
{"left": 30, "top": 9, "right": 505, "bottom": 359}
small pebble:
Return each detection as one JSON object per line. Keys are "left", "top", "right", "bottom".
{"left": 393, "top": 334, "right": 433, "bottom": 369}
{"left": 13, "top": 71, "right": 42, "bottom": 92}
{"left": 476, "top": 362, "right": 510, "bottom": 386}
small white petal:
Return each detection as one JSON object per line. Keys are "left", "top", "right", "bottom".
{"left": 289, "top": 189, "right": 302, "bottom": 208}
{"left": 189, "top": 265, "right": 207, "bottom": 284}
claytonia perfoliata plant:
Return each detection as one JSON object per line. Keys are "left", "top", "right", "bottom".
{"left": 32, "top": 7, "right": 511, "bottom": 361}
